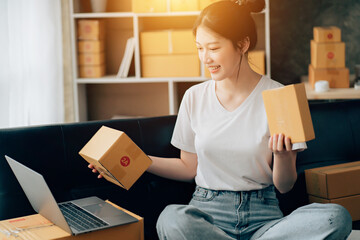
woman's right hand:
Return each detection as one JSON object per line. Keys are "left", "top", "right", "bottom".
{"left": 88, "top": 164, "right": 103, "bottom": 178}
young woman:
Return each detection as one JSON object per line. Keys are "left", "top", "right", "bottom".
{"left": 91, "top": 0, "right": 352, "bottom": 239}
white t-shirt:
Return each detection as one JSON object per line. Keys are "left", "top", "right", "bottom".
{"left": 171, "top": 76, "right": 306, "bottom": 191}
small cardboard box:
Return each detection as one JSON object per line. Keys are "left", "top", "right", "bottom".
{"left": 140, "top": 30, "right": 197, "bottom": 55}
{"left": 248, "top": 50, "right": 265, "bottom": 75}
{"left": 313, "top": 26, "right": 341, "bottom": 43}
{"left": 78, "top": 40, "right": 105, "bottom": 53}
{"left": 79, "top": 126, "right": 152, "bottom": 190}
{"left": 305, "top": 161, "right": 360, "bottom": 199}
{"left": 262, "top": 83, "right": 315, "bottom": 143}
{"left": 141, "top": 54, "right": 200, "bottom": 77}
{"left": 204, "top": 50, "right": 265, "bottom": 78}
{"left": 310, "top": 40, "right": 345, "bottom": 69}
{"left": 170, "top": 0, "right": 199, "bottom": 11}
{"left": 77, "top": 19, "right": 105, "bottom": 40}
{"left": 79, "top": 64, "right": 105, "bottom": 78}
{"left": 308, "top": 64, "right": 349, "bottom": 89}
{"left": 199, "top": 0, "right": 222, "bottom": 10}
{"left": 0, "top": 201, "right": 144, "bottom": 240}
{"left": 132, "top": 0, "right": 167, "bottom": 13}
{"left": 309, "top": 194, "right": 360, "bottom": 221}
{"left": 78, "top": 52, "right": 105, "bottom": 65}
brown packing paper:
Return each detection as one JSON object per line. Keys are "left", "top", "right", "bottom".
{"left": 305, "top": 161, "right": 360, "bottom": 199}
{"left": 262, "top": 83, "right": 315, "bottom": 143}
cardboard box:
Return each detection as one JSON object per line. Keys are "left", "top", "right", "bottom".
{"left": 204, "top": 50, "right": 265, "bottom": 77}
{"left": 79, "top": 126, "right": 152, "bottom": 190}
{"left": 262, "top": 83, "right": 315, "bottom": 143}
{"left": 310, "top": 40, "right": 345, "bottom": 69}
{"left": 308, "top": 64, "right": 349, "bottom": 89}
{"left": 309, "top": 194, "right": 360, "bottom": 221}
{"left": 313, "top": 26, "right": 341, "bottom": 43}
{"left": 170, "top": 0, "right": 199, "bottom": 11}
{"left": 79, "top": 65, "right": 105, "bottom": 78}
{"left": 132, "top": 0, "right": 167, "bottom": 13}
{"left": 140, "top": 30, "right": 197, "bottom": 55}
{"left": 141, "top": 54, "right": 200, "bottom": 77}
{"left": 248, "top": 50, "right": 265, "bottom": 75}
{"left": 305, "top": 161, "right": 360, "bottom": 199}
{"left": 78, "top": 40, "right": 105, "bottom": 53}
{"left": 77, "top": 19, "right": 105, "bottom": 40}
{"left": 199, "top": 0, "right": 222, "bottom": 10}
{"left": 78, "top": 52, "right": 105, "bottom": 65}
{"left": 0, "top": 201, "right": 144, "bottom": 240}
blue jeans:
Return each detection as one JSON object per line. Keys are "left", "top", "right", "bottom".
{"left": 156, "top": 185, "right": 352, "bottom": 240}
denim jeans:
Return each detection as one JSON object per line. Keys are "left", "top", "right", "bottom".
{"left": 156, "top": 185, "right": 352, "bottom": 240}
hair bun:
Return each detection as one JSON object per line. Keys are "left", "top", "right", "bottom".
{"left": 236, "top": 0, "right": 265, "bottom": 13}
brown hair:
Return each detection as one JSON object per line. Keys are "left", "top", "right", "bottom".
{"left": 193, "top": 0, "right": 265, "bottom": 51}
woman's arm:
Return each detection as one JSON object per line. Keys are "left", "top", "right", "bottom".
{"left": 88, "top": 150, "right": 198, "bottom": 182}
{"left": 269, "top": 133, "right": 298, "bottom": 194}
{"left": 147, "top": 150, "right": 198, "bottom": 182}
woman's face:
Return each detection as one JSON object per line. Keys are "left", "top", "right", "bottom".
{"left": 195, "top": 25, "right": 242, "bottom": 81}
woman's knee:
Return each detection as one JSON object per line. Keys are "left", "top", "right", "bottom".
{"left": 156, "top": 205, "right": 192, "bottom": 238}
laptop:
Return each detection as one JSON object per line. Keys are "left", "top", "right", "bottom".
{"left": 5, "top": 155, "right": 139, "bottom": 235}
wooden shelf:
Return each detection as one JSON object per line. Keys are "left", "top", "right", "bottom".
{"left": 304, "top": 82, "right": 360, "bottom": 100}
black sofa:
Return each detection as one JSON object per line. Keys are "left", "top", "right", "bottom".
{"left": 1, "top": 99, "right": 359, "bottom": 239}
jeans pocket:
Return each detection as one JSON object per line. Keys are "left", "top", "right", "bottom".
{"left": 262, "top": 189, "right": 279, "bottom": 206}
{"left": 192, "top": 186, "right": 216, "bottom": 202}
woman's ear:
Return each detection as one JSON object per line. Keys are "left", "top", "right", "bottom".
{"left": 237, "top": 37, "right": 250, "bottom": 54}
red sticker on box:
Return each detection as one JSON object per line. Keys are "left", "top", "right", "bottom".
{"left": 120, "top": 156, "right": 130, "bottom": 167}
{"left": 327, "top": 52, "right": 334, "bottom": 59}
{"left": 327, "top": 33, "right": 333, "bottom": 39}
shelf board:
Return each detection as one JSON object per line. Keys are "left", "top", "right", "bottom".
{"left": 76, "top": 76, "right": 209, "bottom": 84}
{"left": 72, "top": 11, "right": 201, "bottom": 19}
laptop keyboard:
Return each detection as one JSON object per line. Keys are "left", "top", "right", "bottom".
{"left": 59, "top": 202, "right": 109, "bottom": 232}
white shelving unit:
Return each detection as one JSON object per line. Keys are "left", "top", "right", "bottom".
{"left": 69, "top": 0, "right": 271, "bottom": 122}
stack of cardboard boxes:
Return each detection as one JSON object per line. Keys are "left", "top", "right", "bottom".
{"left": 132, "top": 0, "right": 221, "bottom": 12}
{"left": 305, "top": 161, "right": 360, "bottom": 221}
{"left": 309, "top": 26, "right": 349, "bottom": 89}
{"left": 140, "top": 30, "right": 200, "bottom": 78}
{"left": 77, "top": 19, "right": 106, "bottom": 78}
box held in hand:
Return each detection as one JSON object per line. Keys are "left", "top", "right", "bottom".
{"left": 79, "top": 126, "right": 152, "bottom": 190}
{"left": 262, "top": 83, "right": 315, "bottom": 143}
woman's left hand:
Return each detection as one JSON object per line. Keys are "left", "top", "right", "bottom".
{"left": 268, "top": 133, "right": 295, "bottom": 158}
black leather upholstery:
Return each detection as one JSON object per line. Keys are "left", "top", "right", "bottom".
{"left": 1, "top": 99, "right": 359, "bottom": 239}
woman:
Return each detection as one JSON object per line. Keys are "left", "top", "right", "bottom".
{"left": 91, "top": 0, "right": 352, "bottom": 239}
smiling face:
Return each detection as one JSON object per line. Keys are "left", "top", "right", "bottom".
{"left": 196, "top": 25, "right": 242, "bottom": 81}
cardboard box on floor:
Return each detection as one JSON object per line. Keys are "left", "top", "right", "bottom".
{"left": 305, "top": 161, "right": 360, "bottom": 199}
{"left": 309, "top": 194, "right": 360, "bottom": 221}
{"left": 262, "top": 83, "right": 315, "bottom": 143}
{"left": 0, "top": 201, "right": 144, "bottom": 240}
{"left": 79, "top": 126, "right": 152, "bottom": 190}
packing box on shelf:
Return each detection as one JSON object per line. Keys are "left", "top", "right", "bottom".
{"left": 248, "top": 50, "right": 265, "bottom": 75}
{"left": 313, "top": 26, "right": 341, "bottom": 43}
{"left": 140, "top": 30, "right": 197, "bottom": 55}
{"left": 78, "top": 52, "right": 105, "bottom": 65}
{"left": 171, "top": 0, "right": 199, "bottom": 11}
{"left": 141, "top": 54, "right": 200, "bottom": 77}
{"left": 79, "top": 65, "right": 105, "bottom": 78}
{"left": 132, "top": 0, "right": 167, "bottom": 13}
{"left": 305, "top": 161, "right": 360, "bottom": 199}
{"left": 204, "top": 50, "right": 265, "bottom": 78}
{"left": 262, "top": 83, "right": 315, "bottom": 143}
{"left": 199, "top": 0, "right": 222, "bottom": 10}
{"left": 77, "top": 19, "right": 105, "bottom": 40}
{"left": 308, "top": 64, "right": 349, "bottom": 89}
{"left": 309, "top": 194, "right": 360, "bottom": 221}
{"left": 79, "top": 126, "right": 152, "bottom": 190}
{"left": 310, "top": 40, "right": 345, "bottom": 69}
{"left": 78, "top": 40, "right": 105, "bottom": 53}
{"left": 0, "top": 201, "right": 144, "bottom": 240}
